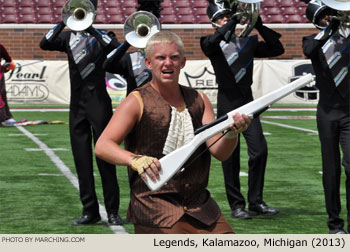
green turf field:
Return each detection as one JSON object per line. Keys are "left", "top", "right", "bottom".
{"left": 0, "top": 108, "right": 348, "bottom": 234}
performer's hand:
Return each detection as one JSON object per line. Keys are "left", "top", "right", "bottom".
{"left": 255, "top": 15, "right": 263, "bottom": 30}
{"left": 59, "top": 20, "right": 66, "bottom": 28}
{"left": 2, "top": 59, "right": 15, "bottom": 73}
{"left": 327, "top": 17, "right": 340, "bottom": 36}
{"left": 315, "top": 17, "right": 340, "bottom": 41}
{"left": 230, "top": 3, "right": 241, "bottom": 23}
{"left": 85, "top": 25, "right": 95, "bottom": 34}
{"left": 230, "top": 2, "right": 238, "bottom": 18}
{"left": 2, "top": 63, "right": 10, "bottom": 73}
{"left": 130, "top": 155, "right": 161, "bottom": 181}
{"left": 224, "top": 113, "right": 251, "bottom": 139}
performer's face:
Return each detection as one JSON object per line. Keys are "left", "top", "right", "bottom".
{"left": 145, "top": 42, "right": 186, "bottom": 86}
{"left": 317, "top": 14, "right": 331, "bottom": 27}
{"left": 214, "top": 13, "right": 231, "bottom": 28}
{"left": 317, "top": 10, "right": 333, "bottom": 28}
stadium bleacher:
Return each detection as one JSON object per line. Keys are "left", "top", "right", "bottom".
{"left": 0, "top": 0, "right": 309, "bottom": 25}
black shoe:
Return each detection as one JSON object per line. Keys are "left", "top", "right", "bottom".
{"left": 72, "top": 214, "right": 101, "bottom": 226}
{"left": 231, "top": 208, "right": 252, "bottom": 220}
{"left": 329, "top": 228, "right": 348, "bottom": 234}
{"left": 108, "top": 213, "right": 123, "bottom": 225}
{"left": 248, "top": 203, "right": 279, "bottom": 216}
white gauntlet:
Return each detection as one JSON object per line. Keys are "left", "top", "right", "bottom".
{"left": 223, "top": 129, "right": 238, "bottom": 139}
{"left": 224, "top": 123, "right": 249, "bottom": 139}
{"left": 130, "top": 155, "right": 156, "bottom": 175}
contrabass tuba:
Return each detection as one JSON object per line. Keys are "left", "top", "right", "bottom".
{"left": 62, "top": 0, "right": 96, "bottom": 31}
{"left": 123, "top": 11, "right": 161, "bottom": 49}
{"left": 228, "top": 0, "right": 263, "bottom": 37}
{"left": 321, "top": 0, "right": 350, "bottom": 27}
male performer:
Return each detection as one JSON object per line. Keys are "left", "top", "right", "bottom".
{"left": 102, "top": 0, "right": 163, "bottom": 95}
{"left": 303, "top": 0, "right": 349, "bottom": 234}
{"left": 200, "top": 0, "right": 284, "bottom": 219}
{"left": 95, "top": 31, "right": 251, "bottom": 233}
{"left": 39, "top": 0, "right": 122, "bottom": 226}
{"left": 0, "top": 43, "right": 15, "bottom": 125}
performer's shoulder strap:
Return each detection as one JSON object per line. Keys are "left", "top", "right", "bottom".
{"left": 198, "top": 90, "right": 205, "bottom": 101}
{"left": 129, "top": 91, "right": 144, "bottom": 122}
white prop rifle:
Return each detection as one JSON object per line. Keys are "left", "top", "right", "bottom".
{"left": 143, "top": 74, "right": 314, "bottom": 191}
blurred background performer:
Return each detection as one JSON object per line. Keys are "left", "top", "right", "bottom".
{"left": 303, "top": 0, "right": 349, "bottom": 234}
{"left": 0, "top": 43, "right": 16, "bottom": 126}
{"left": 39, "top": 0, "right": 122, "bottom": 226}
{"left": 102, "top": 0, "right": 163, "bottom": 95}
{"left": 200, "top": 0, "right": 284, "bottom": 220}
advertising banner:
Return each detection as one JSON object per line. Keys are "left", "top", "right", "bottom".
{"left": 178, "top": 59, "right": 317, "bottom": 105}
{"left": 5, "top": 59, "right": 317, "bottom": 106}
{"left": 5, "top": 60, "right": 70, "bottom": 105}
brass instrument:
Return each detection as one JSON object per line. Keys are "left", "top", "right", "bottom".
{"left": 322, "top": 0, "right": 350, "bottom": 27}
{"left": 62, "top": 0, "right": 96, "bottom": 31}
{"left": 230, "top": 0, "right": 263, "bottom": 37}
{"left": 123, "top": 11, "right": 161, "bottom": 49}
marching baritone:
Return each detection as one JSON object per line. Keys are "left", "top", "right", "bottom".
{"left": 200, "top": 0, "right": 284, "bottom": 220}
{"left": 101, "top": 0, "right": 163, "bottom": 95}
{"left": 39, "top": 0, "right": 122, "bottom": 226}
{"left": 302, "top": 0, "right": 350, "bottom": 234}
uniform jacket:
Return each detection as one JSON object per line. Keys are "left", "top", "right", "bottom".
{"left": 200, "top": 19, "right": 284, "bottom": 116}
{"left": 303, "top": 32, "right": 349, "bottom": 111}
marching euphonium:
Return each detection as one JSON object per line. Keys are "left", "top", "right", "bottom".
{"left": 228, "top": 0, "right": 263, "bottom": 37}
{"left": 62, "top": 0, "right": 97, "bottom": 31}
{"left": 321, "top": 0, "right": 350, "bottom": 27}
{"left": 123, "top": 11, "right": 161, "bottom": 49}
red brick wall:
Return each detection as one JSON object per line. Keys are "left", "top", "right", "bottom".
{"left": 0, "top": 27, "right": 319, "bottom": 60}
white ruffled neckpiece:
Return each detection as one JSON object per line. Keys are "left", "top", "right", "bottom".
{"left": 162, "top": 106, "right": 194, "bottom": 155}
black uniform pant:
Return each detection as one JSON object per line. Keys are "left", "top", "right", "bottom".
{"left": 69, "top": 87, "right": 120, "bottom": 217}
{"left": 222, "top": 117, "right": 268, "bottom": 210}
{"left": 317, "top": 105, "right": 350, "bottom": 232}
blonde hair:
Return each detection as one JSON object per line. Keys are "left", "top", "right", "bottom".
{"left": 145, "top": 31, "right": 185, "bottom": 59}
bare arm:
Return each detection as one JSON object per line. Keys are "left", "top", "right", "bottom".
{"left": 94, "top": 93, "right": 161, "bottom": 180}
{"left": 95, "top": 94, "right": 140, "bottom": 165}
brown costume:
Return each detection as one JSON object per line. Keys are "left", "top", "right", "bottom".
{"left": 125, "top": 83, "right": 233, "bottom": 233}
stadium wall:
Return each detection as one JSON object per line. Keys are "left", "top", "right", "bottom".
{"left": 0, "top": 24, "right": 318, "bottom": 60}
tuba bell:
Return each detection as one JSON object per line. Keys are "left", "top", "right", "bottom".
{"left": 123, "top": 11, "right": 161, "bottom": 49}
{"left": 229, "top": 0, "right": 263, "bottom": 37}
{"left": 62, "top": 0, "right": 96, "bottom": 31}
{"left": 321, "top": 0, "right": 350, "bottom": 27}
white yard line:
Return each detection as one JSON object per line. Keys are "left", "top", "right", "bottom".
{"left": 9, "top": 133, "right": 48, "bottom": 136}
{"left": 15, "top": 125, "right": 128, "bottom": 234}
{"left": 25, "top": 148, "right": 69, "bottom": 152}
{"left": 12, "top": 108, "right": 70, "bottom": 112}
{"left": 261, "top": 120, "right": 318, "bottom": 134}
{"left": 239, "top": 172, "right": 248, "bottom": 177}
{"left": 267, "top": 108, "right": 316, "bottom": 111}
